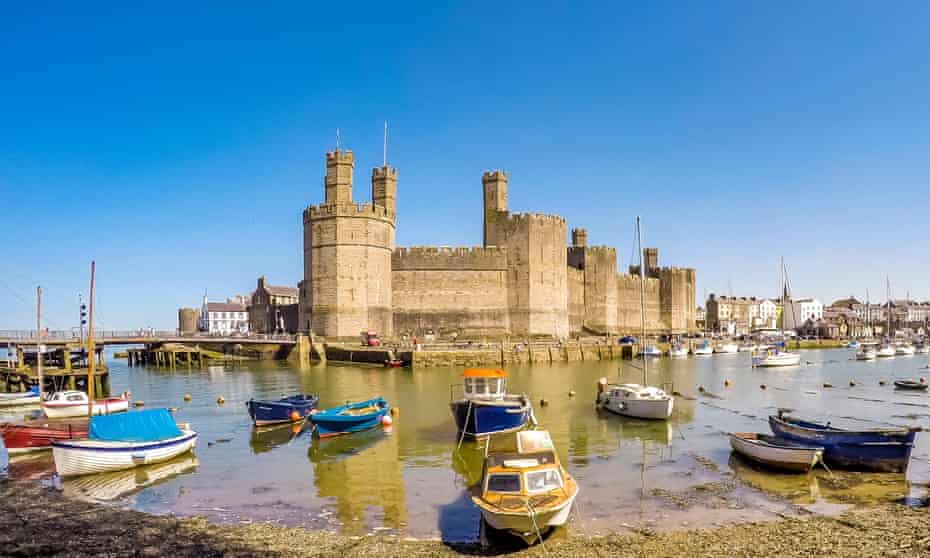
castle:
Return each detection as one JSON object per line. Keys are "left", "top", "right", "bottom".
{"left": 299, "top": 149, "right": 696, "bottom": 340}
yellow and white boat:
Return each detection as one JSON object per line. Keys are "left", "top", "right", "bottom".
{"left": 471, "top": 430, "right": 578, "bottom": 544}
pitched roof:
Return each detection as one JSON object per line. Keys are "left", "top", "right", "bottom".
{"left": 265, "top": 285, "right": 298, "bottom": 298}
{"left": 206, "top": 302, "right": 247, "bottom": 313}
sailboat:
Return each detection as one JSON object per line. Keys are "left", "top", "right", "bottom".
{"left": 877, "top": 278, "right": 896, "bottom": 358}
{"left": 596, "top": 217, "right": 674, "bottom": 420}
{"left": 752, "top": 259, "right": 801, "bottom": 367}
{"left": 856, "top": 290, "right": 877, "bottom": 360}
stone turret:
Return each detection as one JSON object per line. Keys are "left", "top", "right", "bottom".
{"left": 371, "top": 166, "right": 397, "bottom": 215}
{"left": 324, "top": 149, "right": 354, "bottom": 203}
{"left": 571, "top": 228, "right": 588, "bottom": 248}
{"left": 482, "top": 170, "right": 508, "bottom": 248}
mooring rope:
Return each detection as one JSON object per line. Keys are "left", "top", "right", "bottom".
{"left": 456, "top": 399, "right": 473, "bottom": 452}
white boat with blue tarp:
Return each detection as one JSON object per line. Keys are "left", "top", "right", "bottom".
{"left": 51, "top": 409, "right": 197, "bottom": 477}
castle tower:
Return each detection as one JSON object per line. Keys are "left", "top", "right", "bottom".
{"left": 300, "top": 149, "right": 396, "bottom": 338}
{"left": 325, "top": 149, "right": 354, "bottom": 203}
{"left": 644, "top": 247, "right": 658, "bottom": 275}
{"left": 482, "top": 170, "right": 508, "bottom": 247}
{"left": 571, "top": 228, "right": 588, "bottom": 248}
{"left": 372, "top": 166, "right": 397, "bottom": 215}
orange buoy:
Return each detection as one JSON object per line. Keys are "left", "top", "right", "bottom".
{"left": 183, "top": 393, "right": 192, "bottom": 402}
{"left": 724, "top": 379, "right": 731, "bottom": 387}
{"left": 760, "top": 384, "right": 766, "bottom": 390}
{"left": 698, "top": 385, "right": 705, "bottom": 393}
{"left": 381, "top": 414, "right": 393, "bottom": 426}
{"left": 216, "top": 396, "right": 225, "bottom": 405}
{"left": 390, "top": 407, "right": 399, "bottom": 416}
{"left": 134, "top": 400, "right": 145, "bottom": 407}
{"left": 289, "top": 410, "right": 301, "bottom": 422}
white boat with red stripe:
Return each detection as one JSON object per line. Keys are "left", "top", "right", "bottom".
{"left": 43, "top": 391, "right": 130, "bottom": 419}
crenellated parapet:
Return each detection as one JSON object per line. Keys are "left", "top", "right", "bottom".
{"left": 304, "top": 202, "right": 396, "bottom": 224}
{"left": 392, "top": 246, "right": 508, "bottom": 271}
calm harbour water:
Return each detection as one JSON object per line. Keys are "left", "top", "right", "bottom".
{"left": 2, "top": 347, "right": 930, "bottom": 541}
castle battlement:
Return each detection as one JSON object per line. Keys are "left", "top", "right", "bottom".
{"left": 392, "top": 246, "right": 508, "bottom": 271}
{"left": 304, "top": 201, "right": 395, "bottom": 223}
{"left": 502, "top": 211, "right": 566, "bottom": 227}
{"left": 372, "top": 166, "right": 398, "bottom": 179}
{"left": 326, "top": 149, "right": 354, "bottom": 162}
{"left": 482, "top": 170, "right": 507, "bottom": 181}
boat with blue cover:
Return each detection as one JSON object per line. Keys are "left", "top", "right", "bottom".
{"left": 246, "top": 394, "right": 319, "bottom": 426}
{"left": 450, "top": 369, "right": 533, "bottom": 438}
{"left": 310, "top": 397, "right": 390, "bottom": 438}
{"left": 768, "top": 410, "right": 920, "bottom": 473}
{"left": 51, "top": 409, "right": 197, "bottom": 477}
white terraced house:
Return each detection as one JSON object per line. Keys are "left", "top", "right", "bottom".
{"left": 199, "top": 296, "right": 249, "bottom": 335}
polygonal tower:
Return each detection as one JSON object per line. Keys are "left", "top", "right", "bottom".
{"left": 299, "top": 149, "right": 396, "bottom": 338}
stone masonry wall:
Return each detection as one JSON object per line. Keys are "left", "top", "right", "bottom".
{"left": 567, "top": 266, "right": 584, "bottom": 334}
{"left": 617, "top": 273, "right": 663, "bottom": 333}
{"left": 392, "top": 247, "right": 510, "bottom": 337}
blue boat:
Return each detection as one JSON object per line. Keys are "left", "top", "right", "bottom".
{"left": 449, "top": 369, "right": 533, "bottom": 438}
{"left": 768, "top": 411, "right": 920, "bottom": 472}
{"left": 310, "top": 397, "right": 390, "bottom": 438}
{"left": 246, "top": 394, "right": 319, "bottom": 426}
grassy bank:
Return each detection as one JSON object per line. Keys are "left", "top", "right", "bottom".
{"left": 0, "top": 481, "right": 927, "bottom": 557}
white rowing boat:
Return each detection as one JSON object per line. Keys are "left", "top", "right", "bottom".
{"left": 43, "top": 391, "right": 129, "bottom": 419}
{"left": 729, "top": 432, "right": 823, "bottom": 472}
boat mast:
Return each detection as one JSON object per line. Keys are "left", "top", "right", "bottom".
{"left": 87, "top": 261, "right": 96, "bottom": 416}
{"left": 886, "top": 276, "right": 891, "bottom": 339}
{"left": 36, "top": 286, "right": 43, "bottom": 410}
{"left": 637, "top": 216, "right": 647, "bottom": 385}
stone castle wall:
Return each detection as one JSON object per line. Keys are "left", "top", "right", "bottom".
{"left": 391, "top": 247, "right": 510, "bottom": 336}
{"left": 566, "top": 267, "right": 585, "bottom": 334}
{"left": 616, "top": 273, "right": 663, "bottom": 333}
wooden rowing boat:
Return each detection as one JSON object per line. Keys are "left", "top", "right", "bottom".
{"left": 729, "top": 432, "right": 823, "bottom": 472}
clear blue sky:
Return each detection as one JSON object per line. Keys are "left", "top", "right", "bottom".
{"left": 2, "top": 2, "right": 928, "bottom": 330}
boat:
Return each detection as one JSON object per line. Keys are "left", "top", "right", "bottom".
{"left": 893, "top": 379, "right": 928, "bottom": 391}
{"left": 596, "top": 380, "right": 674, "bottom": 420}
{"left": 876, "top": 341, "right": 896, "bottom": 358}
{"left": 716, "top": 342, "right": 739, "bottom": 354}
{"left": 43, "top": 391, "right": 130, "bottom": 419}
{"left": 855, "top": 344, "right": 877, "bottom": 360}
{"left": 245, "top": 394, "right": 319, "bottom": 426}
{"left": 384, "top": 359, "right": 404, "bottom": 367}
{"left": 737, "top": 343, "right": 757, "bottom": 353}
{"left": 916, "top": 343, "right": 930, "bottom": 354}
{"left": 847, "top": 340, "right": 860, "bottom": 349}
{"left": 641, "top": 345, "right": 661, "bottom": 357}
{"left": 471, "top": 430, "right": 578, "bottom": 544}
{"left": 450, "top": 369, "right": 533, "bottom": 438}
{"left": 895, "top": 343, "right": 916, "bottom": 356}
{"left": 729, "top": 432, "right": 824, "bottom": 472}
{"left": 594, "top": 217, "right": 673, "bottom": 421}
{"left": 0, "top": 418, "right": 88, "bottom": 454}
{"left": 668, "top": 343, "right": 688, "bottom": 357}
{"left": 310, "top": 397, "right": 390, "bottom": 438}
{"left": 51, "top": 409, "right": 198, "bottom": 477}
{"left": 692, "top": 340, "right": 714, "bottom": 355}
{"left": 768, "top": 411, "right": 919, "bottom": 472}
{"left": 752, "top": 346, "right": 802, "bottom": 367}
{"left": 0, "top": 386, "right": 42, "bottom": 407}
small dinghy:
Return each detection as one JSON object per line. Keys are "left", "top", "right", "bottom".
{"left": 52, "top": 409, "right": 197, "bottom": 477}
{"left": 310, "top": 397, "right": 390, "bottom": 438}
{"left": 472, "top": 430, "right": 578, "bottom": 545}
{"left": 769, "top": 410, "right": 919, "bottom": 472}
{"left": 893, "top": 379, "right": 928, "bottom": 391}
{"left": 44, "top": 391, "right": 130, "bottom": 419}
{"left": 729, "top": 432, "right": 823, "bottom": 472}
{"left": 1, "top": 418, "right": 88, "bottom": 454}
{"left": 0, "top": 386, "right": 42, "bottom": 407}
{"left": 246, "top": 394, "right": 318, "bottom": 426}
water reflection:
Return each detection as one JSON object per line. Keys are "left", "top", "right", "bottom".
{"left": 250, "top": 422, "right": 306, "bottom": 454}
{"left": 62, "top": 454, "right": 199, "bottom": 501}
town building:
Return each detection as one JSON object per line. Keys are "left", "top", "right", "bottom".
{"left": 705, "top": 295, "right": 759, "bottom": 336}
{"left": 299, "top": 148, "right": 697, "bottom": 340}
{"left": 199, "top": 295, "right": 250, "bottom": 335}
{"left": 249, "top": 276, "right": 299, "bottom": 334}
{"left": 782, "top": 298, "right": 823, "bottom": 331}
{"left": 757, "top": 299, "right": 779, "bottom": 330}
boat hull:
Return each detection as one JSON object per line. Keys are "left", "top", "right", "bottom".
{"left": 450, "top": 398, "right": 532, "bottom": 437}
{"left": 311, "top": 398, "right": 390, "bottom": 438}
{"left": 52, "top": 430, "right": 198, "bottom": 477}
{"left": 1, "top": 421, "right": 88, "bottom": 454}
{"left": 44, "top": 398, "right": 130, "bottom": 419}
{"left": 246, "top": 395, "right": 318, "bottom": 426}
{"left": 768, "top": 415, "right": 917, "bottom": 472}
{"left": 0, "top": 394, "right": 41, "bottom": 407}
{"left": 600, "top": 394, "right": 673, "bottom": 420}
{"left": 478, "top": 490, "right": 577, "bottom": 544}
{"left": 729, "top": 433, "right": 822, "bottom": 472}
{"left": 753, "top": 352, "right": 801, "bottom": 367}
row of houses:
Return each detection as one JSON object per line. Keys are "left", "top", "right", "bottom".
{"left": 189, "top": 277, "right": 299, "bottom": 336}
{"left": 701, "top": 294, "right": 930, "bottom": 338}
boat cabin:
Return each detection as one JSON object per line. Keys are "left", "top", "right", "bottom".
{"left": 462, "top": 368, "right": 508, "bottom": 401}
{"left": 481, "top": 431, "right": 567, "bottom": 498}
{"left": 48, "top": 391, "right": 88, "bottom": 404}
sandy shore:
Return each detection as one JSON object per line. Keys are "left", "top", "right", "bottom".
{"left": 0, "top": 480, "right": 927, "bottom": 557}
